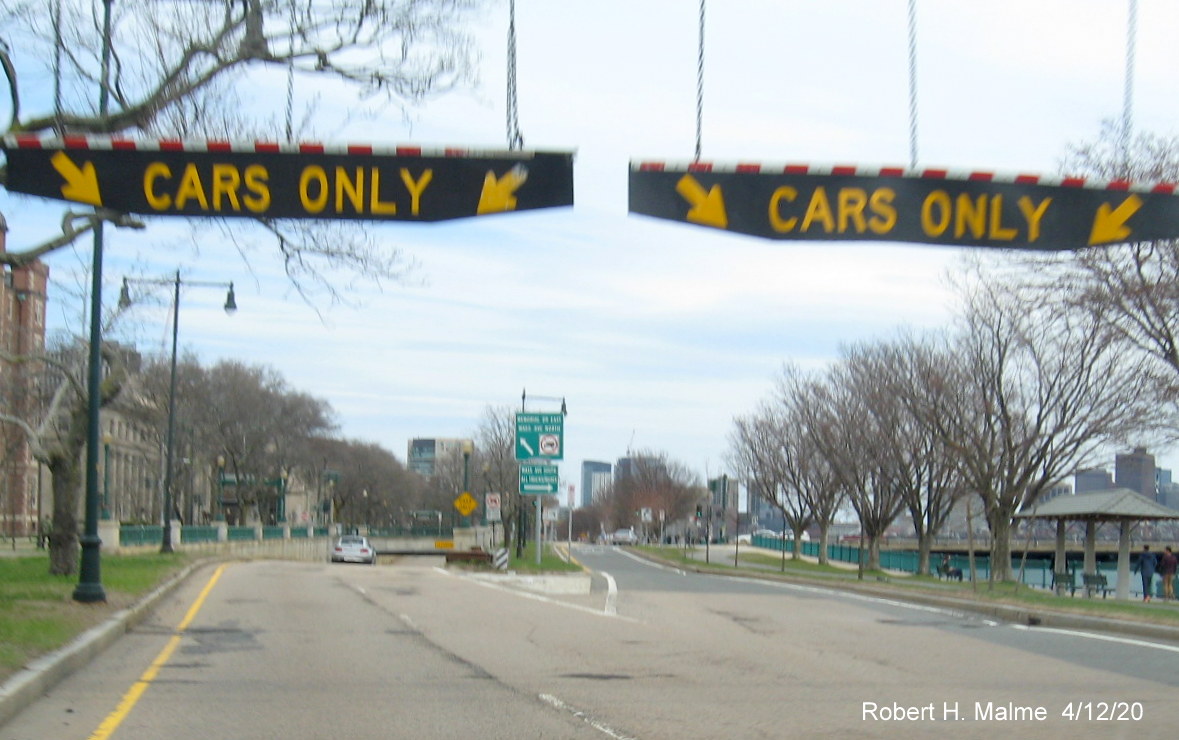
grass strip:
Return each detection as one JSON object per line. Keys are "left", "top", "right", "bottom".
{"left": 0, "top": 552, "right": 190, "bottom": 682}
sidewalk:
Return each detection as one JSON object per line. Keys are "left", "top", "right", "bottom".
{"left": 0, "top": 538, "right": 45, "bottom": 557}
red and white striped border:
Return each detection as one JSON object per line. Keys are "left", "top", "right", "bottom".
{"left": 632, "top": 160, "right": 1179, "bottom": 195}
{"left": 2, "top": 135, "right": 551, "bottom": 160}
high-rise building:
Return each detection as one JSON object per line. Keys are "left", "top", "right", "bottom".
{"left": 407, "top": 437, "right": 473, "bottom": 477}
{"left": 580, "top": 460, "right": 611, "bottom": 507}
{"left": 615, "top": 455, "right": 665, "bottom": 482}
{"left": 0, "top": 218, "right": 49, "bottom": 537}
{"left": 1075, "top": 468, "right": 1114, "bottom": 493}
{"left": 1116, "top": 447, "right": 1157, "bottom": 501}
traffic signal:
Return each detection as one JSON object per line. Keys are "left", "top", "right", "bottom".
{"left": 695, "top": 504, "right": 703, "bottom": 519}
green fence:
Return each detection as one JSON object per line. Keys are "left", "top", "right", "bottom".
{"left": 261, "top": 526, "right": 285, "bottom": 540}
{"left": 227, "top": 526, "right": 256, "bottom": 541}
{"left": 750, "top": 534, "right": 1064, "bottom": 587}
{"left": 181, "top": 526, "right": 220, "bottom": 544}
{"left": 119, "top": 525, "right": 163, "bottom": 547}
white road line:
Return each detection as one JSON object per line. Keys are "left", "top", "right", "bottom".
{"left": 442, "top": 568, "right": 637, "bottom": 622}
{"left": 539, "top": 693, "right": 635, "bottom": 739}
{"left": 736, "top": 575, "right": 999, "bottom": 623}
{"left": 601, "top": 571, "right": 618, "bottom": 616}
{"left": 618, "top": 547, "right": 686, "bottom": 575}
{"left": 1012, "top": 624, "right": 1179, "bottom": 653}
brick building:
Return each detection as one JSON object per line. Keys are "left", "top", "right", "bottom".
{"left": 0, "top": 216, "right": 50, "bottom": 537}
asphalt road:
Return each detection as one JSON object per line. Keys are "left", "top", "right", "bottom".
{"left": 5, "top": 547, "right": 1179, "bottom": 739}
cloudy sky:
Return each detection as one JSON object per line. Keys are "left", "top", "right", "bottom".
{"left": 6, "top": 0, "right": 1179, "bottom": 497}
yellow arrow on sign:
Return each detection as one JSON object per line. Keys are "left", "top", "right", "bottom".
{"left": 477, "top": 164, "right": 528, "bottom": 214}
{"left": 675, "top": 174, "right": 728, "bottom": 228}
{"left": 1088, "top": 194, "right": 1143, "bottom": 246}
{"left": 51, "top": 151, "right": 102, "bottom": 206}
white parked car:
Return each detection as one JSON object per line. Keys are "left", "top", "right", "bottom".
{"left": 610, "top": 528, "right": 638, "bottom": 545}
{"left": 331, "top": 535, "right": 376, "bottom": 564}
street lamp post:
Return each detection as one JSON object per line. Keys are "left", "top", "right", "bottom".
{"left": 214, "top": 455, "right": 226, "bottom": 522}
{"left": 72, "top": 0, "right": 118, "bottom": 605}
{"left": 119, "top": 271, "right": 236, "bottom": 552}
{"left": 461, "top": 440, "right": 473, "bottom": 527}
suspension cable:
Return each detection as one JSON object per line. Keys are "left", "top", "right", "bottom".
{"left": 1122, "top": 0, "right": 1137, "bottom": 173}
{"left": 506, "top": 0, "right": 523, "bottom": 150}
{"left": 284, "top": 0, "right": 295, "bottom": 141}
{"left": 695, "top": 0, "right": 705, "bottom": 161}
{"left": 906, "top": 0, "right": 919, "bottom": 170}
{"left": 52, "top": 0, "right": 63, "bottom": 134}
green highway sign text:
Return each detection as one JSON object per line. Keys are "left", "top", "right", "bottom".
{"left": 519, "top": 464, "right": 559, "bottom": 495}
{"left": 515, "top": 412, "right": 564, "bottom": 461}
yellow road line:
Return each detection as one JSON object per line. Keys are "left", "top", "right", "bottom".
{"left": 88, "top": 563, "right": 227, "bottom": 740}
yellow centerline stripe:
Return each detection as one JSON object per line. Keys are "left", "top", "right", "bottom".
{"left": 88, "top": 563, "right": 227, "bottom": 740}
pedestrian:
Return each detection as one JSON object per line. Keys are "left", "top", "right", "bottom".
{"left": 1134, "top": 544, "right": 1159, "bottom": 602}
{"left": 1159, "top": 546, "right": 1178, "bottom": 600}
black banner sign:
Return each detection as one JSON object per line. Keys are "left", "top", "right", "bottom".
{"left": 2, "top": 137, "right": 574, "bottom": 221}
{"left": 629, "top": 164, "right": 1179, "bottom": 250}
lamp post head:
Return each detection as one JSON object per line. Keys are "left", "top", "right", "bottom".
{"left": 117, "top": 278, "right": 132, "bottom": 310}
{"left": 224, "top": 283, "right": 237, "bottom": 314}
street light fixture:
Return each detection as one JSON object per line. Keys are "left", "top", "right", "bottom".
{"left": 118, "top": 271, "right": 236, "bottom": 552}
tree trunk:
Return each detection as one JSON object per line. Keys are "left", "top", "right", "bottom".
{"left": 48, "top": 454, "right": 81, "bottom": 575}
{"left": 790, "top": 524, "right": 806, "bottom": 560}
{"left": 817, "top": 525, "right": 831, "bottom": 565}
{"left": 866, "top": 534, "right": 882, "bottom": 571}
{"left": 916, "top": 532, "right": 932, "bottom": 576}
{"left": 988, "top": 509, "right": 1015, "bottom": 581}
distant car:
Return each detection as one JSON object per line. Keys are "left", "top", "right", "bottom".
{"left": 331, "top": 535, "right": 376, "bottom": 564}
{"left": 610, "top": 528, "right": 638, "bottom": 545}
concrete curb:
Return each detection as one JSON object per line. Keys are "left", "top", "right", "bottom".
{"left": 0, "top": 560, "right": 205, "bottom": 729}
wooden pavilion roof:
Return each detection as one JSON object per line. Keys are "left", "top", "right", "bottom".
{"left": 1015, "top": 488, "right": 1179, "bottom": 522}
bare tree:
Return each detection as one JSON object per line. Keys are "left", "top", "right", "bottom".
{"left": 1, "top": 0, "right": 485, "bottom": 272}
{"left": 774, "top": 367, "right": 845, "bottom": 565}
{"left": 1025, "top": 124, "right": 1179, "bottom": 420}
{"left": 840, "top": 338, "right": 965, "bottom": 576}
{"left": 935, "top": 265, "right": 1168, "bottom": 581}
{"left": 189, "top": 359, "right": 334, "bottom": 523}
{"left": 18, "top": 340, "right": 135, "bottom": 573}
{"left": 473, "top": 405, "right": 518, "bottom": 553}
{"left": 730, "top": 401, "right": 816, "bottom": 565}
{"left": 598, "top": 450, "right": 699, "bottom": 539}
{"left": 810, "top": 356, "right": 907, "bottom": 573}
{"left": 0, "top": 0, "right": 484, "bottom": 572}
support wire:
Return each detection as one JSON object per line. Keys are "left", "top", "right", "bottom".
{"left": 906, "top": 0, "right": 919, "bottom": 170}
{"left": 1122, "top": 0, "right": 1137, "bottom": 173}
{"left": 506, "top": 0, "right": 523, "bottom": 150}
{"left": 695, "top": 0, "right": 705, "bottom": 161}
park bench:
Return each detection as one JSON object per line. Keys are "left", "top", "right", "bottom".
{"left": 1082, "top": 572, "right": 1111, "bottom": 599}
{"left": 1052, "top": 571, "right": 1077, "bottom": 597}
{"left": 936, "top": 560, "right": 963, "bottom": 581}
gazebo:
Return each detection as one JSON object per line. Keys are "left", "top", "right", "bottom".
{"left": 1016, "top": 488, "right": 1179, "bottom": 600}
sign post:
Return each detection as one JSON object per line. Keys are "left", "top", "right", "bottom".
{"left": 515, "top": 403, "right": 566, "bottom": 566}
